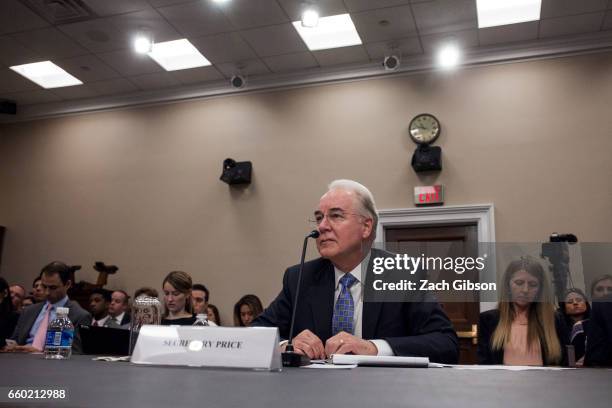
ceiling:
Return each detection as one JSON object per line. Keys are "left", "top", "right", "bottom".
{"left": 1, "top": 0, "right": 612, "bottom": 122}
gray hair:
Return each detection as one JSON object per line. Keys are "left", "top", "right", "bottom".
{"left": 328, "top": 179, "right": 378, "bottom": 239}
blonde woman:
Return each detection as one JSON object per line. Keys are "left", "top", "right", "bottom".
{"left": 478, "top": 257, "right": 568, "bottom": 366}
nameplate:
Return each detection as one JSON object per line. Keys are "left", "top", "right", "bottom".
{"left": 130, "top": 325, "right": 281, "bottom": 371}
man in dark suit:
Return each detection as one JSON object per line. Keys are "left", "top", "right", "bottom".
{"left": 8, "top": 261, "right": 91, "bottom": 353}
{"left": 252, "top": 180, "right": 458, "bottom": 363}
{"left": 105, "top": 290, "right": 131, "bottom": 328}
{"left": 585, "top": 294, "right": 612, "bottom": 366}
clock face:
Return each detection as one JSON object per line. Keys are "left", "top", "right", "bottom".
{"left": 409, "top": 114, "right": 440, "bottom": 145}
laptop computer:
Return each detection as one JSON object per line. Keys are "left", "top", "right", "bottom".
{"left": 80, "top": 325, "right": 130, "bottom": 356}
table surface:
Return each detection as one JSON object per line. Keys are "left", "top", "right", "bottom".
{"left": 1, "top": 354, "right": 611, "bottom": 408}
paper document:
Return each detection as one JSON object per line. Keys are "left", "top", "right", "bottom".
{"left": 331, "top": 354, "right": 429, "bottom": 367}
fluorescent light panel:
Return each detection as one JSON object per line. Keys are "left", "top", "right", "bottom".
{"left": 293, "top": 13, "right": 362, "bottom": 51}
{"left": 477, "top": 0, "right": 541, "bottom": 28}
{"left": 10, "top": 61, "right": 82, "bottom": 89}
{"left": 147, "top": 39, "right": 211, "bottom": 71}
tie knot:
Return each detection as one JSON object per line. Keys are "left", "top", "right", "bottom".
{"left": 339, "top": 273, "right": 357, "bottom": 289}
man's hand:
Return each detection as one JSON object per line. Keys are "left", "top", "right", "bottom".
{"left": 324, "top": 331, "right": 378, "bottom": 357}
{"left": 0, "top": 345, "right": 40, "bottom": 353}
{"left": 282, "top": 329, "right": 325, "bottom": 360}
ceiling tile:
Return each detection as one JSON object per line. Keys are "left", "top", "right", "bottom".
{"left": 81, "top": 0, "right": 153, "bottom": 17}
{"left": 59, "top": 9, "right": 181, "bottom": 53}
{"left": 190, "top": 32, "right": 257, "bottom": 64}
{"left": 97, "top": 49, "right": 163, "bottom": 76}
{"left": 277, "top": 0, "right": 347, "bottom": 21}
{"left": 313, "top": 45, "right": 371, "bottom": 67}
{"left": 412, "top": 0, "right": 477, "bottom": 35}
{"left": 344, "top": 0, "right": 413, "bottom": 13}
{"left": 157, "top": 1, "right": 233, "bottom": 37}
{"left": 539, "top": 12, "right": 606, "bottom": 38}
{"left": 218, "top": 0, "right": 289, "bottom": 29}
{"left": 541, "top": 0, "right": 608, "bottom": 19}
{"left": 241, "top": 24, "right": 308, "bottom": 57}
{"left": 215, "top": 59, "right": 271, "bottom": 78}
{"left": 11, "top": 28, "right": 89, "bottom": 60}
{"left": 171, "top": 66, "right": 224, "bottom": 85}
{"left": 351, "top": 5, "right": 417, "bottom": 43}
{"left": 420, "top": 29, "right": 478, "bottom": 53}
{"left": 55, "top": 54, "right": 121, "bottom": 82}
{"left": 87, "top": 78, "right": 139, "bottom": 96}
{"left": 263, "top": 52, "right": 319, "bottom": 73}
{"left": 129, "top": 72, "right": 182, "bottom": 90}
{"left": 478, "top": 21, "right": 540, "bottom": 46}
{"left": 0, "top": 36, "right": 39, "bottom": 67}
{"left": 364, "top": 37, "right": 422, "bottom": 60}
{"left": 0, "top": 0, "right": 50, "bottom": 35}
{"left": 48, "top": 84, "right": 100, "bottom": 100}
{"left": 147, "top": 0, "right": 193, "bottom": 7}
{"left": 3, "top": 89, "right": 62, "bottom": 106}
{"left": 0, "top": 68, "right": 40, "bottom": 93}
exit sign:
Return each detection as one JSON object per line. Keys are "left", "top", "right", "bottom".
{"left": 414, "top": 185, "right": 444, "bottom": 206}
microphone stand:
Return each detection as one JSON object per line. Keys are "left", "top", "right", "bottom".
{"left": 282, "top": 230, "right": 319, "bottom": 367}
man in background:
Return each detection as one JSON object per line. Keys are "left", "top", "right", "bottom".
{"left": 192, "top": 284, "right": 210, "bottom": 315}
{"left": 89, "top": 288, "right": 111, "bottom": 327}
{"left": 9, "top": 284, "right": 25, "bottom": 313}
{"left": 31, "top": 276, "right": 45, "bottom": 303}
{"left": 106, "top": 290, "right": 130, "bottom": 328}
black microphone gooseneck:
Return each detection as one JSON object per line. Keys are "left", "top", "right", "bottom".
{"left": 282, "top": 229, "right": 320, "bottom": 367}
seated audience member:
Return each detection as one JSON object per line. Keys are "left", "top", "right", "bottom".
{"left": 478, "top": 257, "right": 567, "bottom": 366}
{"left": 161, "top": 271, "right": 196, "bottom": 326}
{"left": 252, "top": 180, "right": 458, "bottom": 363}
{"left": 207, "top": 304, "right": 221, "bottom": 326}
{"left": 0, "top": 277, "right": 19, "bottom": 349}
{"left": 134, "top": 287, "right": 158, "bottom": 299}
{"left": 89, "top": 288, "right": 111, "bottom": 326}
{"left": 9, "top": 284, "right": 25, "bottom": 313}
{"left": 8, "top": 261, "right": 91, "bottom": 353}
{"left": 591, "top": 274, "right": 612, "bottom": 300}
{"left": 234, "top": 295, "right": 264, "bottom": 327}
{"left": 191, "top": 284, "right": 210, "bottom": 315}
{"left": 559, "top": 288, "right": 590, "bottom": 364}
{"left": 106, "top": 290, "right": 130, "bottom": 328}
{"left": 21, "top": 296, "right": 34, "bottom": 308}
{"left": 585, "top": 294, "right": 612, "bottom": 366}
{"left": 32, "top": 276, "right": 45, "bottom": 303}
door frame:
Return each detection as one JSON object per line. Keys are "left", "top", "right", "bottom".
{"left": 375, "top": 204, "right": 496, "bottom": 312}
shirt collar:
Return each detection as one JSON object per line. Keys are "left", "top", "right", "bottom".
{"left": 333, "top": 251, "right": 371, "bottom": 289}
{"left": 46, "top": 295, "right": 69, "bottom": 309}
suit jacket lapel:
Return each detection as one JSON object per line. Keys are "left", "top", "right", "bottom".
{"left": 362, "top": 253, "right": 383, "bottom": 339}
{"left": 21, "top": 303, "right": 45, "bottom": 344}
{"left": 308, "top": 260, "right": 335, "bottom": 341}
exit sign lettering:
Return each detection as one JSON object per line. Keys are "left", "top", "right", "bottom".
{"left": 414, "top": 185, "right": 444, "bottom": 206}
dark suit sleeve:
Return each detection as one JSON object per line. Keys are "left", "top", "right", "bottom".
{"left": 384, "top": 300, "right": 459, "bottom": 364}
{"left": 69, "top": 306, "right": 92, "bottom": 354}
{"left": 555, "top": 312, "right": 570, "bottom": 367}
{"left": 585, "top": 301, "right": 612, "bottom": 366}
{"left": 477, "top": 310, "right": 497, "bottom": 365}
{"left": 11, "top": 309, "right": 33, "bottom": 345}
{"left": 251, "top": 268, "right": 294, "bottom": 340}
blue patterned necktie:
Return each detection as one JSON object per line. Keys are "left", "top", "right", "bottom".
{"left": 332, "top": 273, "right": 358, "bottom": 335}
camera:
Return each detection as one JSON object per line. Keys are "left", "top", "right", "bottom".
{"left": 230, "top": 75, "right": 246, "bottom": 89}
{"left": 382, "top": 55, "right": 400, "bottom": 71}
{"left": 220, "top": 158, "right": 252, "bottom": 185}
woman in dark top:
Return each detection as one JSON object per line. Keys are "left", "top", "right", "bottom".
{"left": 160, "top": 271, "right": 196, "bottom": 326}
{"left": 478, "top": 257, "right": 568, "bottom": 366}
{"left": 233, "top": 294, "right": 263, "bottom": 327}
{"left": 0, "top": 277, "right": 19, "bottom": 348}
{"left": 206, "top": 304, "right": 222, "bottom": 326}
{"left": 559, "top": 288, "right": 590, "bottom": 364}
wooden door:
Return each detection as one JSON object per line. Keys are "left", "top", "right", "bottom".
{"left": 385, "top": 224, "right": 480, "bottom": 364}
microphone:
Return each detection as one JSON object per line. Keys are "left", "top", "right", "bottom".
{"left": 282, "top": 230, "right": 320, "bottom": 367}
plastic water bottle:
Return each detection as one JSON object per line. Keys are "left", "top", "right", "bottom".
{"left": 193, "top": 313, "right": 210, "bottom": 326}
{"left": 44, "top": 307, "right": 74, "bottom": 360}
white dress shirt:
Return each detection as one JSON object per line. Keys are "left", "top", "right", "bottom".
{"left": 92, "top": 315, "right": 110, "bottom": 327}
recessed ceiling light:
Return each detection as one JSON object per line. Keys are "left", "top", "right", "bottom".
{"left": 146, "top": 39, "right": 211, "bottom": 71}
{"left": 301, "top": 8, "right": 319, "bottom": 28}
{"left": 477, "top": 0, "right": 541, "bottom": 28}
{"left": 133, "top": 32, "right": 153, "bottom": 54}
{"left": 10, "top": 61, "right": 83, "bottom": 89}
{"left": 437, "top": 43, "right": 461, "bottom": 69}
{"left": 292, "top": 13, "right": 362, "bottom": 51}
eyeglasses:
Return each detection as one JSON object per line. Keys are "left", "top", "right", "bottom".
{"left": 308, "top": 209, "right": 366, "bottom": 226}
